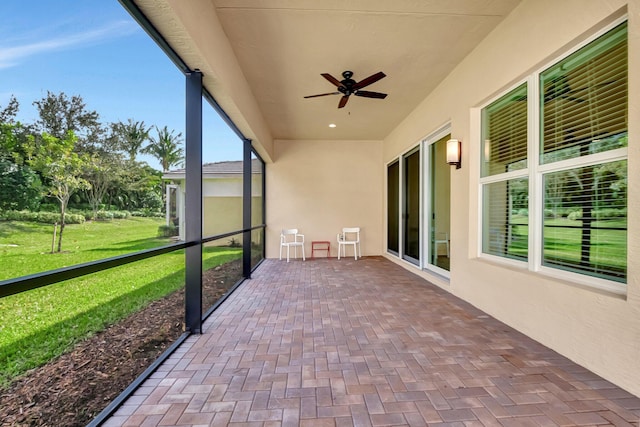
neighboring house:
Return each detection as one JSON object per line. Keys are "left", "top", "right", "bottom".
{"left": 162, "top": 159, "right": 263, "bottom": 244}
{"left": 125, "top": 0, "right": 639, "bottom": 396}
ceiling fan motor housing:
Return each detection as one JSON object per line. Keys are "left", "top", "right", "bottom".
{"left": 339, "top": 71, "right": 356, "bottom": 95}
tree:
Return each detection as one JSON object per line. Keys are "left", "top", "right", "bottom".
{"left": 142, "top": 126, "right": 184, "bottom": 172}
{"left": 0, "top": 122, "right": 42, "bottom": 210}
{"left": 33, "top": 91, "right": 100, "bottom": 143}
{"left": 109, "top": 119, "right": 150, "bottom": 162}
{"left": 0, "top": 157, "right": 42, "bottom": 211}
{"left": 109, "top": 162, "right": 162, "bottom": 211}
{"left": 29, "top": 132, "right": 90, "bottom": 252}
{"left": 83, "top": 154, "right": 118, "bottom": 219}
{"left": 0, "top": 95, "right": 19, "bottom": 124}
{"left": 0, "top": 121, "right": 33, "bottom": 164}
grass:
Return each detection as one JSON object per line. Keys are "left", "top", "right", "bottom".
{"left": 0, "top": 217, "right": 170, "bottom": 280}
{"left": 542, "top": 218, "right": 626, "bottom": 279}
{"left": 502, "top": 215, "right": 626, "bottom": 279}
{"left": 0, "top": 218, "right": 241, "bottom": 386}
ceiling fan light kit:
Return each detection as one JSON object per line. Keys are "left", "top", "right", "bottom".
{"left": 304, "top": 70, "right": 388, "bottom": 108}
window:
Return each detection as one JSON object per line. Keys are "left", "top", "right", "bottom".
{"left": 481, "top": 83, "right": 529, "bottom": 261}
{"left": 540, "top": 22, "right": 627, "bottom": 165}
{"left": 542, "top": 161, "right": 626, "bottom": 281}
{"left": 481, "top": 84, "right": 528, "bottom": 177}
{"left": 480, "top": 20, "right": 628, "bottom": 287}
{"left": 482, "top": 178, "right": 528, "bottom": 260}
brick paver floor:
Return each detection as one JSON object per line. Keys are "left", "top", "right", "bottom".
{"left": 104, "top": 257, "right": 640, "bottom": 426}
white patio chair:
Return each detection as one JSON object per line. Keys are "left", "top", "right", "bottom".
{"left": 434, "top": 231, "right": 449, "bottom": 258}
{"left": 280, "top": 229, "right": 305, "bottom": 262}
{"left": 337, "top": 227, "right": 361, "bottom": 260}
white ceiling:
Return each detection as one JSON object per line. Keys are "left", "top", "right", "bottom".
{"left": 136, "top": 0, "right": 522, "bottom": 142}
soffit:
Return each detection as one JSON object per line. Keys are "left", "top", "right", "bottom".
{"left": 134, "top": 0, "right": 522, "bottom": 142}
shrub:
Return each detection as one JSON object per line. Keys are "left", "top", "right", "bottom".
{"left": 139, "top": 191, "right": 163, "bottom": 211}
{"left": 0, "top": 210, "right": 85, "bottom": 224}
{"left": 95, "top": 210, "right": 114, "bottom": 220}
{"left": 157, "top": 224, "right": 178, "bottom": 237}
{"left": 594, "top": 208, "right": 627, "bottom": 220}
{"left": 112, "top": 210, "right": 131, "bottom": 219}
{"left": 81, "top": 211, "right": 94, "bottom": 221}
{"left": 128, "top": 209, "right": 164, "bottom": 218}
{"left": 567, "top": 210, "right": 582, "bottom": 221}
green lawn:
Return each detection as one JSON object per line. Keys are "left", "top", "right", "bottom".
{"left": 542, "top": 218, "right": 626, "bottom": 275}
{"left": 505, "top": 216, "right": 626, "bottom": 278}
{"left": 0, "top": 217, "right": 170, "bottom": 280}
{"left": 0, "top": 218, "right": 241, "bottom": 386}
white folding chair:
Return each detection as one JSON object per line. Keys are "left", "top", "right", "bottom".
{"left": 337, "top": 227, "right": 361, "bottom": 260}
{"left": 279, "top": 229, "right": 305, "bottom": 262}
{"left": 434, "top": 231, "right": 449, "bottom": 258}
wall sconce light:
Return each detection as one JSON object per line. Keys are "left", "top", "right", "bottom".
{"left": 446, "top": 139, "right": 461, "bottom": 169}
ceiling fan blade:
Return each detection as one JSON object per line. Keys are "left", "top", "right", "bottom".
{"left": 338, "top": 95, "right": 349, "bottom": 108}
{"left": 352, "top": 71, "right": 386, "bottom": 90}
{"left": 304, "top": 91, "right": 340, "bottom": 98}
{"left": 354, "top": 90, "right": 387, "bottom": 99}
{"left": 321, "top": 73, "right": 343, "bottom": 87}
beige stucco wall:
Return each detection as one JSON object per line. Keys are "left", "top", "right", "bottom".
{"left": 203, "top": 197, "right": 242, "bottom": 245}
{"left": 266, "top": 139, "right": 383, "bottom": 259}
{"left": 174, "top": 175, "right": 263, "bottom": 242}
{"left": 384, "top": 0, "right": 640, "bottom": 395}
{"left": 203, "top": 196, "right": 263, "bottom": 246}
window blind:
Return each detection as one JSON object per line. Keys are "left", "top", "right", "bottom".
{"left": 541, "top": 22, "right": 627, "bottom": 164}
{"left": 481, "top": 84, "right": 528, "bottom": 177}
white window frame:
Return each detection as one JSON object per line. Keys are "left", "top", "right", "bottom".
{"left": 422, "top": 124, "right": 452, "bottom": 279}
{"left": 478, "top": 79, "right": 531, "bottom": 268}
{"left": 478, "top": 17, "right": 628, "bottom": 295}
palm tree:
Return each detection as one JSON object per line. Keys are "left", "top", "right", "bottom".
{"left": 143, "top": 126, "right": 184, "bottom": 172}
{"left": 110, "top": 119, "right": 150, "bottom": 162}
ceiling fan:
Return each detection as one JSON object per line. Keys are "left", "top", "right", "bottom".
{"left": 304, "top": 70, "right": 387, "bottom": 108}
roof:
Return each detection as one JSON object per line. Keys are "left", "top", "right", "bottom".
{"left": 162, "top": 159, "right": 262, "bottom": 180}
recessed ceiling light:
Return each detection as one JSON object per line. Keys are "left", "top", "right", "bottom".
{"left": 329, "top": 123, "right": 337, "bottom": 128}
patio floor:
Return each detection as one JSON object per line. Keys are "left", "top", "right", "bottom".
{"left": 104, "top": 257, "right": 640, "bottom": 426}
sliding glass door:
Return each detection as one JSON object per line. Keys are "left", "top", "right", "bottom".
{"left": 427, "top": 134, "right": 451, "bottom": 273}
{"left": 387, "top": 160, "right": 400, "bottom": 255}
{"left": 387, "top": 126, "right": 451, "bottom": 278}
{"left": 403, "top": 148, "right": 421, "bottom": 264}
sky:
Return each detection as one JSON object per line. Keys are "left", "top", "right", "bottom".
{"left": 0, "top": 0, "right": 243, "bottom": 170}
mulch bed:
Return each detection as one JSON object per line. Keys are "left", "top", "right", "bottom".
{"left": 0, "top": 259, "right": 242, "bottom": 427}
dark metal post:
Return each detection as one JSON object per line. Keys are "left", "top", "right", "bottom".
{"left": 185, "top": 70, "right": 203, "bottom": 333}
{"left": 243, "top": 139, "right": 252, "bottom": 279}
